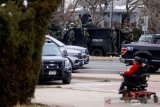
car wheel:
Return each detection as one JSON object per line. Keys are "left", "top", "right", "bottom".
{"left": 91, "top": 49, "right": 103, "bottom": 56}
{"left": 140, "top": 97, "right": 147, "bottom": 104}
{"left": 62, "top": 73, "right": 71, "bottom": 84}
{"left": 153, "top": 95, "right": 159, "bottom": 103}
{"left": 68, "top": 59, "right": 73, "bottom": 72}
{"left": 150, "top": 66, "right": 159, "bottom": 73}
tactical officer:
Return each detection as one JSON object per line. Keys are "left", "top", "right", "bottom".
{"left": 121, "top": 27, "right": 131, "bottom": 44}
{"left": 109, "top": 28, "right": 117, "bottom": 54}
{"left": 67, "top": 29, "right": 75, "bottom": 45}
{"left": 83, "top": 28, "right": 90, "bottom": 48}
{"left": 128, "top": 29, "right": 133, "bottom": 42}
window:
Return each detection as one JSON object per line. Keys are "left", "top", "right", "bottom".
{"left": 42, "top": 43, "right": 62, "bottom": 56}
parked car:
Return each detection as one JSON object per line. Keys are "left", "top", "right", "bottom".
{"left": 45, "top": 35, "right": 89, "bottom": 65}
{"left": 39, "top": 43, "right": 72, "bottom": 84}
{"left": 45, "top": 37, "right": 84, "bottom": 69}
{"left": 60, "top": 48, "right": 83, "bottom": 69}
{"left": 64, "top": 46, "right": 89, "bottom": 64}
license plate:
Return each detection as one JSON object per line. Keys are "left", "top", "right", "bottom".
{"left": 49, "top": 71, "right": 56, "bottom": 75}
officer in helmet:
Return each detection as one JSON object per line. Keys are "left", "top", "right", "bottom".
{"left": 67, "top": 23, "right": 75, "bottom": 45}
{"left": 109, "top": 28, "right": 117, "bottom": 54}
{"left": 83, "top": 28, "right": 90, "bottom": 48}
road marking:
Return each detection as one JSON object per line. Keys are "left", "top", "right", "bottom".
{"left": 105, "top": 98, "right": 111, "bottom": 104}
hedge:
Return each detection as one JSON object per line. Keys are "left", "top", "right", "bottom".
{"left": 0, "top": 0, "right": 61, "bottom": 106}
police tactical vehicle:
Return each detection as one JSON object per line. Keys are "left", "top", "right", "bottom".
{"left": 61, "top": 28, "right": 128, "bottom": 56}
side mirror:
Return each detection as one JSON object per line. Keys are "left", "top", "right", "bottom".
{"left": 63, "top": 50, "right": 68, "bottom": 57}
{"left": 45, "top": 39, "right": 52, "bottom": 43}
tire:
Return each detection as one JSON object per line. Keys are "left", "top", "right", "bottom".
{"left": 140, "top": 97, "right": 147, "bottom": 104}
{"left": 62, "top": 73, "right": 71, "bottom": 84}
{"left": 150, "top": 66, "right": 159, "bottom": 73}
{"left": 91, "top": 49, "right": 103, "bottom": 56}
{"left": 69, "top": 59, "right": 73, "bottom": 72}
{"left": 123, "top": 92, "right": 131, "bottom": 103}
{"left": 153, "top": 95, "right": 158, "bottom": 103}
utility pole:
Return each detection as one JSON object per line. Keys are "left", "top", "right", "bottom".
{"left": 110, "top": 0, "right": 113, "bottom": 28}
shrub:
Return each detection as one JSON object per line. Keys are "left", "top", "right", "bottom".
{"left": 0, "top": 0, "right": 61, "bottom": 106}
{"left": 132, "top": 27, "right": 143, "bottom": 41}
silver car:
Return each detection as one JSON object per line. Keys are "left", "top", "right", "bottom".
{"left": 45, "top": 35, "right": 89, "bottom": 65}
{"left": 45, "top": 36, "right": 86, "bottom": 69}
{"left": 60, "top": 48, "right": 83, "bottom": 69}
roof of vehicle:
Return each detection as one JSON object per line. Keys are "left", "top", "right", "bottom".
{"left": 45, "top": 35, "right": 65, "bottom": 47}
{"left": 45, "top": 35, "right": 88, "bottom": 54}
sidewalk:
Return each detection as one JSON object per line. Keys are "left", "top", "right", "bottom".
{"left": 33, "top": 79, "right": 160, "bottom": 107}
{"left": 89, "top": 56, "right": 120, "bottom": 61}
{"left": 33, "top": 73, "right": 160, "bottom": 107}
{"left": 72, "top": 73, "right": 160, "bottom": 82}
{"left": 33, "top": 88, "right": 120, "bottom": 107}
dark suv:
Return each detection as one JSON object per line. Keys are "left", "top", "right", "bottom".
{"left": 39, "top": 43, "right": 72, "bottom": 84}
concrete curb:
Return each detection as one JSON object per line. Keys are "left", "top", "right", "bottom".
{"left": 72, "top": 74, "right": 122, "bottom": 81}
{"left": 72, "top": 77, "right": 121, "bottom": 81}
{"left": 72, "top": 73, "right": 160, "bottom": 82}
{"left": 89, "top": 56, "right": 120, "bottom": 61}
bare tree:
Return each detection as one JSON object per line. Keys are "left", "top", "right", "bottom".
{"left": 52, "top": 0, "right": 80, "bottom": 27}
{"left": 142, "top": 0, "right": 160, "bottom": 33}
{"left": 48, "top": 0, "right": 82, "bottom": 39}
{"left": 124, "top": 0, "right": 141, "bottom": 27}
{"left": 78, "top": 0, "right": 112, "bottom": 25}
{"left": 50, "top": 0, "right": 111, "bottom": 28}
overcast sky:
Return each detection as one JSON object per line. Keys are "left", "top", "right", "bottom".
{"left": 65, "top": 0, "right": 74, "bottom": 6}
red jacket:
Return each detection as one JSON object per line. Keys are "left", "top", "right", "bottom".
{"left": 123, "top": 63, "right": 142, "bottom": 76}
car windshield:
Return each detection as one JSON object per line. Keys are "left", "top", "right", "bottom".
{"left": 138, "top": 34, "right": 153, "bottom": 43}
{"left": 46, "top": 36, "right": 65, "bottom": 47}
{"left": 42, "top": 43, "right": 62, "bottom": 56}
{"left": 52, "top": 37, "right": 65, "bottom": 47}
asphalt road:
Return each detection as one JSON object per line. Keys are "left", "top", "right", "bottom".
{"left": 74, "top": 61, "right": 127, "bottom": 74}
{"left": 74, "top": 61, "right": 160, "bottom": 74}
